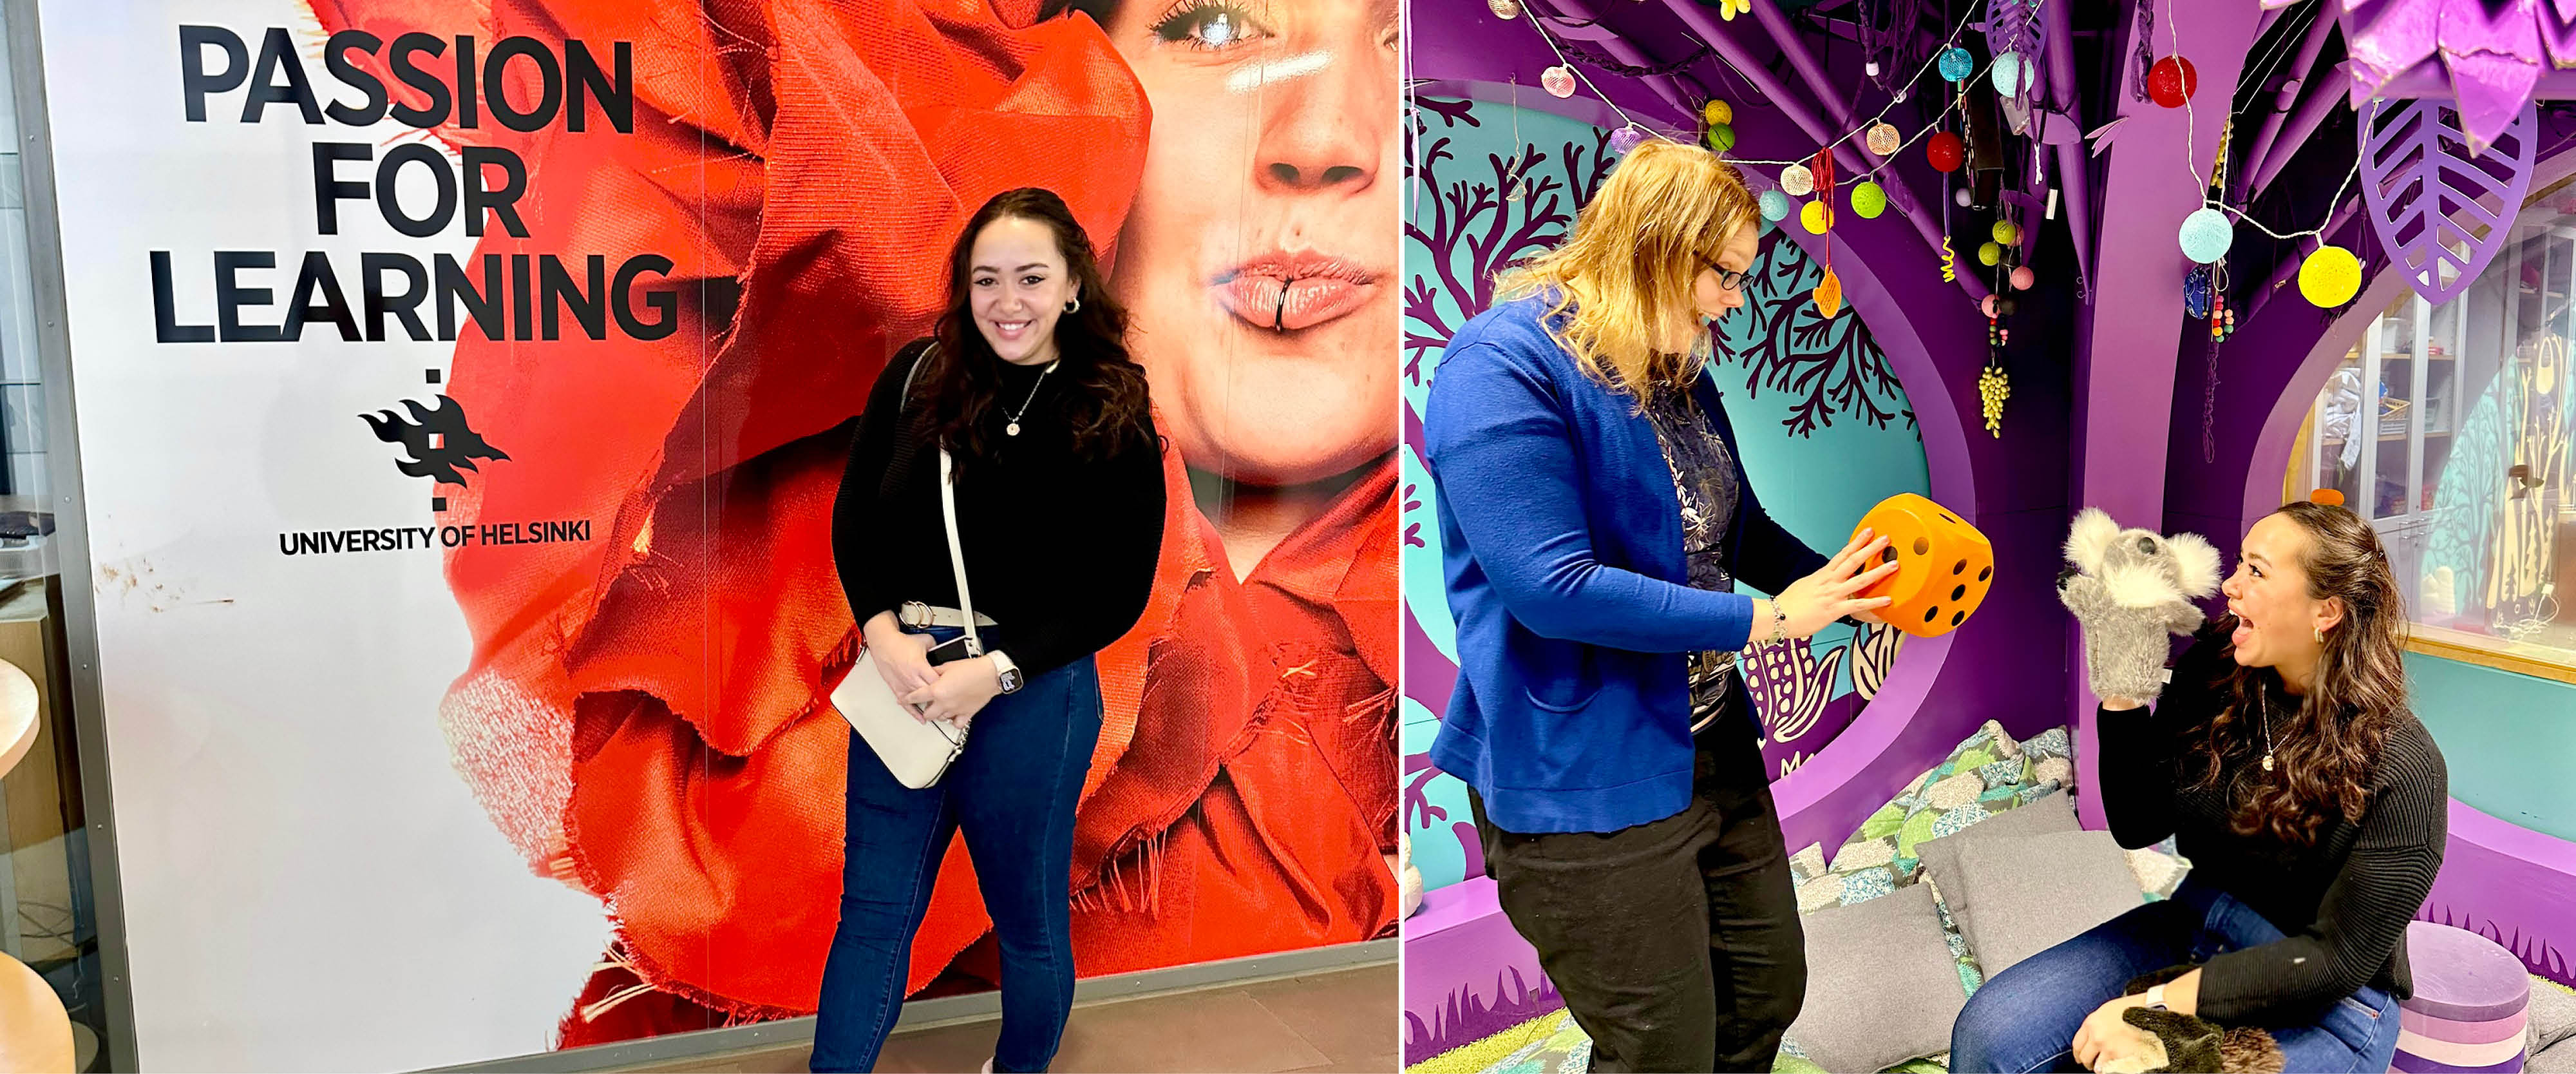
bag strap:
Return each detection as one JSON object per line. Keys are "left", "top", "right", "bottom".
{"left": 938, "top": 448, "right": 979, "bottom": 655}
{"left": 906, "top": 343, "right": 981, "bottom": 655}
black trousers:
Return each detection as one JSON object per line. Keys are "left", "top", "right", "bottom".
{"left": 1470, "top": 722, "right": 1804, "bottom": 1073}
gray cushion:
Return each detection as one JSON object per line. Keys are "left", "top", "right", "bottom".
{"left": 2534, "top": 979, "right": 2576, "bottom": 1055}
{"left": 1915, "top": 788, "right": 2081, "bottom": 937}
{"left": 1784, "top": 881, "right": 1967, "bottom": 1073}
{"left": 2531, "top": 1037, "right": 2576, "bottom": 1074}
{"left": 1948, "top": 829, "right": 2146, "bottom": 976}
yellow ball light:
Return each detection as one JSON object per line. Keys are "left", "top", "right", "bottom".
{"left": 1991, "top": 220, "right": 2020, "bottom": 245}
{"left": 1703, "top": 100, "right": 1734, "bottom": 126}
{"left": 2298, "top": 245, "right": 2363, "bottom": 307}
{"left": 1977, "top": 241, "right": 2002, "bottom": 266}
{"left": 1801, "top": 198, "right": 1831, "bottom": 234}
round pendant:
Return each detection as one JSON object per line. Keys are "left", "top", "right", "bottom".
{"left": 2262, "top": 754, "right": 2275, "bottom": 772}
{"left": 1006, "top": 421, "right": 1020, "bottom": 437}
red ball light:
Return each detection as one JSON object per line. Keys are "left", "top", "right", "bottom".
{"left": 2148, "top": 57, "right": 2197, "bottom": 108}
{"left": 1927, "top": 131, "right": 1964, "bottom": 173}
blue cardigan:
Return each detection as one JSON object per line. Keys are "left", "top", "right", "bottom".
{"left": 1423, "top": 295, "right": 1829, "bottom": 834}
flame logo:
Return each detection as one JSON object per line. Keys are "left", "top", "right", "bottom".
{"left": 361, "top": 395, "right": 511, "bottom": 487}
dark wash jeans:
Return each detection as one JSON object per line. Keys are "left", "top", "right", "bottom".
{"left": 811, "top": 626, "right": 1103, "bottom": 1073}
{"left": 1949, "top": 877, "right": 2401, "bottom": 1074}
{"left": 1470, "top": 722, "right": 1805, "bottom": 1073}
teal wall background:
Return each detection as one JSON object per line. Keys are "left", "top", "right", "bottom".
{"left": 2407, "top": 653, "right": 2576, "bottom": 842}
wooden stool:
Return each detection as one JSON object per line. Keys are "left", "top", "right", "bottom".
{"left": 2392, "top": 921, "right": 2530, "bottom": 1073}
{"left": 0, "top": 657, "right": 72, "bottom": 1074}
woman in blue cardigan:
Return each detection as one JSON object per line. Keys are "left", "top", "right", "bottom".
{"left": 1423, "top": 140, "right": 1896, "bottom": 1073}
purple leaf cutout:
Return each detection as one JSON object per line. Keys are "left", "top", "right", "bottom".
{"left": 2359, "top": 98, "right": 2536, "bottom": 305}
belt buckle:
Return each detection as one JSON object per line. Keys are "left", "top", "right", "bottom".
{"left": 899, "top": 601, "right": 931, "bottom": 629}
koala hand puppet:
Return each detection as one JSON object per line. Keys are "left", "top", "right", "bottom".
{"left": 2058, "top": 508, "right": 2222, "bottom": 704}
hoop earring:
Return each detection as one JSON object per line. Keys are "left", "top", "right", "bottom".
{"left": 1065, "top": 296, "right": 1081, "bottom": 314}
{"left": 2313, "top": 626, "right": 2325, "bottom": 644}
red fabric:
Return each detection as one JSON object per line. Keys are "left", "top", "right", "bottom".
{"left": 306, "top": 0, "right": 1393, "bottom": 1042}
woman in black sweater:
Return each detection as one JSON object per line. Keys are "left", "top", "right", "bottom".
{"left": 814, "top": 188, "right": 1164, "bottom": 1073}
{"left": 1951, "top": 502, "right": 2446, "bottom": 1073}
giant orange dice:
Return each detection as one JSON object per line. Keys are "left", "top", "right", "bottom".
{"left": 1850, "top": 493, "right": 1993, "bottom": 638}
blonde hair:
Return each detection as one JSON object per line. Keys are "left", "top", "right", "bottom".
{"left": 1495, "top": 139, "right": 1760, "bottom": 396}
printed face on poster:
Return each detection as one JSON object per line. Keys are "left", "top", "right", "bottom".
{"left": 35, "top": 0, "right": 1399, "bottom": 1068}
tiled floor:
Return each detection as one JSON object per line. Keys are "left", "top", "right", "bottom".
{"left": 621, "top": 962, "right": 1397, "bottom": 1074}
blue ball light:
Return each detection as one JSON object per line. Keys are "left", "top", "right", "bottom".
{"left": 1758, "top": 189, "right": 1791, "bottom": 222}
{"left": 2178, "top": 207, "right": 2233, "bottom": 264}
{"left": 1938, "top": 47, "right": 1974, "bottom": 82}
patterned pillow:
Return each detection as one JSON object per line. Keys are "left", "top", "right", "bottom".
{"left": 1790, "top": 721, "right": 2072, "bottom": 912}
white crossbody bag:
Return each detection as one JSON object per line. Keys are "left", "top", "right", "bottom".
{"left": 831, "top": 349, "right": 982, "bottom": 789}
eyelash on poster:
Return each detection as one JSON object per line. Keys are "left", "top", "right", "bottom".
{"left": 1151, "top": 0, "right": 1273, "bottom": 48}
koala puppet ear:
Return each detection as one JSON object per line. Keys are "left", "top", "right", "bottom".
{"left": 2065, "top": 508, "right": 2119, "bottom": 573}
{"left": 2165, "top": 531, "right": 2224, "bottom": 599}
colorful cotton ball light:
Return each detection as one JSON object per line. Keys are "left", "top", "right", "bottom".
{"left": 1977, "top": 241, "right": 2002, "bottom": 266}
{"left": 1758, "top": 188, "right": 1791, "bottom": 222}
{"left": 1991, "top": 220, "right": 2021, "bottom": 245}
{"left": 1487, "top": 0, "right": 1520, "bottom": 17}
{"left": 1938, "top": 46, "right": 1975, "bottom": 82}
{"left": 1850, "top": 181, "right": 1888, "bottom": 219}
{"left": 1955, "top": 187, "right": 1974, "bottom": 207}
{"left": 1540, "top": 65, "right": 1576, "bottom": 99}
{"left": 1991, "top": 51, "right": 2034, "bottom": 96}
{"left": 2010, "top": 266, "right": 2036, "bottom": 291}
{"left": 1705, "top": 124, "right": 1736, "bottom": 154}
{"left": 1780, "top": 164, "right": 1815, "bottom": 197}
{"left": 1866, "top": 122, "right": 1902, "bottom": 157}
{"left": 2177, "top": 207, "right": 2232, "bottom": 264}
{"left": 1927, "top": 131, "right": 1964, "bottom": 173}
{"left": 1801, "top": 199, "right": 1832, "bottom": 234}
{"left": 2148, "top": 57, "right": 2198, "bottom": 109}
{"left": 2298, "top": 245, "right": 2363, "bottom": 307}
{"left": 1609, "top": 126, "right": 1647, "bottom": 155}
{"left": 1703, "top": 100, "right": 1734, "bottom": 126}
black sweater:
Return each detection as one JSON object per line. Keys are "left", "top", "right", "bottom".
{"left": 2097, "top": 629, "right": 2448, "bottom": 1026}
{"left": 831, "top": 340, "right": 1166, "bottom": 678}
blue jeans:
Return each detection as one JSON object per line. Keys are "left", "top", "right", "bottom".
{"left": 811, "top": 626, "right": 1103, "bottom": 1073}
{"left": 1949, "top": 879, "right": 2401, "bottom": 1074}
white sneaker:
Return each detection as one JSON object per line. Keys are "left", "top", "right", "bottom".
{"left": 980, "top": 1060, "right": 993, "bottom": 1074}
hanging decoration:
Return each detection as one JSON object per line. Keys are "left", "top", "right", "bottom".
{"left": 1980, "top": 292, "right": 2011, "bottom": 437}
{"left": 1941, "top": 235, "right": 1958, "bottom": 282}
{"left": 2177, "top": 207, "right": 2231, "bottom": 263}
{"left": 2010, "top": 265, "right": 2036, "bottom": 290}
{"left": 1610, "top": 126, "right": 1647, "bottom": 155}
{"left": 1706, "top": 124, "right": 1738, "bottom": 153}
{"left": 1851, "top": 180, "right": 1888, "bottom": 218}
{"left": 2298, "top": 245, "right": 2363, "bottom": 307}
{"left": 1991, "top": 219, "right": 2022, "bottom": 246}
{"left": 1487, "top": 0, "right": 1520, "bottom": 18}
{"left": 1865, "top": 122, "right": 1902, "bottom": 157}
{"left": 1801, "top": 199, "right": 1831, "bottom": 234}
{"left": 2359, "top": 98, "right": 2536, "bottom": 305}
{"left": 1540, "top": 66, "right": 1577, "bottom": 98}
{"left": 1811, "top": 149, "right": 1842, "bottom": 318}
{"left": 1779, "top": 163, "right": 1816, "bottom": 196}
{"left": 1758, "top": 188, "right": 1792, "bottom": 222}
{"left": 1991, "top": 52, "right": 2034, "bottom": 96}
{"left": 1716, "top": 0, "right": 1751, "bottom": 22}
{"left": 2146, "top": 56, "right": 2197, "bottom": 108}
{"left": 2182, "top": 264, "right": 2214, "bottom": 319}
{"left": 1977, "top": 241, "right": 2002, "bottom": 266}
{"left": 1955, "top": 187, "right": 1974, "bottom": 207}
{"left": 1938, "top": 46, "right": 1975, "bottom": 83}
{"left": 1857, "top": 0, "right": 1929, "bottom": 97}
{"left": 1926, "top": 131, "right": 1964, "bottom": 172}
{"left": 1704, "top": 100, "right": 1734, "bottom": 126}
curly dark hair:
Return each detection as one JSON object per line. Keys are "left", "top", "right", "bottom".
{"left": 914, "top": 187, "right": 1155, "bottom": 464}
{"left": 2193, "top": 501, "right": 2407, "bottom": 847}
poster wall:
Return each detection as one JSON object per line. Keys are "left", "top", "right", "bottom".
{"left": 35, "top": 0, "right": 1398, "bottom": 1068}
{"left": 1399, "top": 99, "right": 1928, "bottom": 897}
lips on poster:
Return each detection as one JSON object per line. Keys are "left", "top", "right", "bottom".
{"left": 42, "top": 0, "right": 1396, "bottom": 1065}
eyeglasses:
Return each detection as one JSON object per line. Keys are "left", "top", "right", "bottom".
{"left": 1700, "top": 258, "right": 1748, "bottom": 292}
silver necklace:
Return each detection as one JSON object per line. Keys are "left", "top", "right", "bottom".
{"left": 2257, "top": 680, "right": 2275, "bottom": 773}
{"left": 1005, "top": 360, "right": 1058, "bottom": 437}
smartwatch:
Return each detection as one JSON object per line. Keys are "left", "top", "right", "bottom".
{"left": 990, "top": 651, "right": 1025, "bottom": 695}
